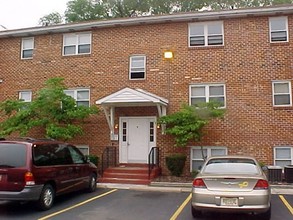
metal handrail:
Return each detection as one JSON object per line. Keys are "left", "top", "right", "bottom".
{"left": 148, "top": 147, "right": 159, "bottom": 179}
{"left": 101, "top": 146, "right": 117, "bottom": 176}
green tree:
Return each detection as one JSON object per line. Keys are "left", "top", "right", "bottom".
{"left": 158, "top": 102, "right": 225, "bottom": 147}
{"left": 207, "top": 0, "right": 293, "bottom": 10}
{"left": 65, "top": 0, "right": 108, "bottom": 22}
{"left": 39, "top": 12, "right": 64, "bottom": 26}
{"left": 0, "top": 78, "right": 99, "bottom": 140}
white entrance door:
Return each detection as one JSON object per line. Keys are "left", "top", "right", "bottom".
{"left": 120, "top": 117, "right": 156, "bottom": 163}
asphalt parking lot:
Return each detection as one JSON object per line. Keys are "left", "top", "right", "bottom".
{"left": 0, "top": 187, "right": 292, "bottom": 220}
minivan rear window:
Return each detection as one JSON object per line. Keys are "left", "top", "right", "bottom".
{"left": 0, "top": 143, "right": 27, "bottom": 168}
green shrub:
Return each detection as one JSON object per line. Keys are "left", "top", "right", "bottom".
{"left": 88, "top": 155, "right": 99, "bottom": 166}
{"left": 166, "top": 154, "right": 187, "bottom": 177}
{"left": 191, "top": 170, "right": 199, "bottom": 178}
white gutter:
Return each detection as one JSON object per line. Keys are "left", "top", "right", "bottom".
{"left": 1, "top": 5, "right": 293, "bottom": 38}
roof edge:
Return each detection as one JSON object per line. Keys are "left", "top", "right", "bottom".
{"left": 1, "top": 5, "right": 293, "bottom": 38}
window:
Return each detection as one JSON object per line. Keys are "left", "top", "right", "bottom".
{"left": 190, "top": 146, "right": 227, "bottom": 171}
{"left": 272, "top": 81, "right": 291, "bottom": 106}
{"left": 190, "top": 84, "right": 225, "bottom": 107}
{"left": 19, "top": 91, "right": 32, "bottom": 102}
{"left": 21, "top": 38, "right": 34, "bottom": 59}
{"left": 76, "top": 145, "right": 89, "bottom": 155}
{"left": 63, "top": 33, "right": 91, "bottom": 56}
{"left": 274, "top": 147, "right": 293, "bottom": 167}
{"left": 189, "top": 22, "right": 223, "bottom": 47}
{"left": 269, "top": 17, "right": 288, "bottom": 43}
{"left": 129, "top": 55, "right": 146, "bottom": 79}
{"left": 64, "top": 89, "right": 90, "bottom": 107}
{"left": 68, "top": 145, "right": 86, "bottom": 164}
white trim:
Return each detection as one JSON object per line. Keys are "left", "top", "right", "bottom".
{"left": 272, "top": 80, "right": 292, "bottom": 107}
{"left": 76, "top": 145, "right": 89, "bottom": 155}
{"left": 129, "top": 55, "right": 146, "bottom": 80}
{"left": 190, "top": 146, "right": 227, "bottom": 171}
{"left": 269, "top": 16, "right": 288, "bottom": 43}
{"left": 3, "top": 5, "right": 293, "bottom": 38}
{"left": 274, "top": 146, "right": 293, "bottom": 167}
{"left": 64, "top": 88, "right": 90, "bottom": 107}
{"left": 188, "top": 21, "right": 224, "bottom": 47}
{"left": 189, "top": 83, "right": 226, "bottom": 108}
{"left": 63, "top": 32, "right": 91, "bottom": 56}
{"left": 19, "top": 90, "right": 32, "bottom": 102}
{"left": 21, "top": 37, "right": 34, "bottom": 59}
{"left": 119, "top": 116, "right": 157, "bottom": 163}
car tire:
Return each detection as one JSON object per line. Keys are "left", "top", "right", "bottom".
{"left": 87, "top": 173, "right": 97, "bottom": 193}
{"left": 258, "top": 205, "right": 271, "bottom": 220}
{"left": 191, "top": 205, "right": 202, "bottom": 219}
{"left": 37, "top": 184, "right": 55, "bottom": 211}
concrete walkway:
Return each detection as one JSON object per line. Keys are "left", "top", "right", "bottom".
{"left": 97, "top": 182, "right": 293, "bottom": 195}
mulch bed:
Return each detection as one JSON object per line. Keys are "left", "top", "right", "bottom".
{"left": 153, "top": 175, "right": 194, "bottom": 183}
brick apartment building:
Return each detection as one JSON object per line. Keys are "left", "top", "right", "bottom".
{"left": 1, "top": 5, "right": 293, "bottom": 179}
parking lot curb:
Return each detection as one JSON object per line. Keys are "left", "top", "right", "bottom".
{"left": 97, "top": 182, "right": 293, "bottom": 195}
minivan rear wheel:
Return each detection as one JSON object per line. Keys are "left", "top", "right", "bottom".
{"left": 37, "top": 184, "right": 55, "bottom": 211}
{"left": 87, "top": 173, "right": 97, "bottom": 192}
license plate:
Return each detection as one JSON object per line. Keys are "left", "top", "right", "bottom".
{"left": 221, "top": 198, "right": 238, "bottom": 206}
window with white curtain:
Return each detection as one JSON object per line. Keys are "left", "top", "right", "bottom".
{"left": 274, "top": 147, "right": 293, "bottom": 167}
{"left": 190, "top": 146, "right": 227, "bottom": 171}
{"left": 63, "top": 33, "right": 91, "bottom": 56}
{"left": 21, "top": 38, "right": 34, "bottom": 59}
{"left": 19, "top": 91, "right": 32, "bottom": 102}
{"left": 64, "top": 89, "right": 90, "bottom": 107}
{"left": 272, "top": 81, "right": 292, "bottom": 106}
{"left": 129, "top": 55, "right": 146, "bottom": 80}
{"left": 189, "top": 84, "right": 226, "bottom": 107}
{"left": 76, "top": 145, "right": 89, "bottom": 155}
{"left": 189, "top": 21, "right": 224, "bottom": 47}
{"left": 269, "top": 16, "right": 288, "bottom": 43}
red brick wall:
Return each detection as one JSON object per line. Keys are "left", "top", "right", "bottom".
{"left": 1, "top": 14, "right": 293, "bottom": 175}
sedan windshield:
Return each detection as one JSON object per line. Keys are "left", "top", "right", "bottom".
{"left": 203, "top": 158, "right": 259, "bottom": 175}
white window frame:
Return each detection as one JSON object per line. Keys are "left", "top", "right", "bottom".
{"left": 189, "top": 84, "right": 226, "bottom": 108}
{"left": 64, "top": 88, "right": 90, "bottom": 107}
{"left": 21, "top": 37, "right": 34, "bottom": 59}
{"left": 129, "top": 55, "right": 146, "bottom": 80}
{"left": 274, "top": 146, "right": 293, "bottom": 167}
{"left": 19, "top": 90, "right": 32, "bottom": 102}
{"left": 269, "top": 16, "right": 288, "bottom": 43}
{"left": 76, "top": 145, "right": 89, "bottom": 155}
{"left": 190, "top": 146, "right": 227, "bottom": 171}
{"left": 63, "top": 32, "right": 91, "bottom": 56}
{"left": 189, "top": 21, "right": 224, "bottom": 47}
{"left": 272, "top": 81, "right": 292, "bottom": 107}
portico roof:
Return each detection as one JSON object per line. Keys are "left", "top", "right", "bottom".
{"left": 96, "top": 87, "right": 168, "bottom": 107}
{"left": 96, "top": 88, "right": 168, "bottom": 140}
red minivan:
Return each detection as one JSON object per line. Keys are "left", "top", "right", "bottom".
{"left": 0, "top": 138, "right": 98, "bottom": 210}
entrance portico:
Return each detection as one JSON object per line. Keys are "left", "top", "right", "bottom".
{"left": 96, "top": 87, "right": 168, "bottom": 164}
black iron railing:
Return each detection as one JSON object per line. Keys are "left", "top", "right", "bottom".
{"left": 148, "top": 147, "right": 159, "bottom": 179}
{"left": 101, "top": 146, "right": 118, "bottom": 177}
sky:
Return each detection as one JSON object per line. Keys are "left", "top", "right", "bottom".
{"left": 0, "top": 0, "right": 69, "bottom": 30}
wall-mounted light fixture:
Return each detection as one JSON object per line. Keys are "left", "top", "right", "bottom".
{"left": 114, "top": 124, "right": 119, "bottom": 129}
{"left": 164, "top": 51, "right": 173, "bottom": 59}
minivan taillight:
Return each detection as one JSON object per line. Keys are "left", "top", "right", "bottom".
{"left": 24, "top": 172, "right": 35, "bottom": 185}
{"left": 254, "top": 179, "right": 269, "bottom": 190}
{"left": 192, "top": 178, "right": 206, "bottom": 188}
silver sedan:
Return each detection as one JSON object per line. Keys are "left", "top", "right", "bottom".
{"left": 191, "top": 155, "right": 271, "bottom": 220}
